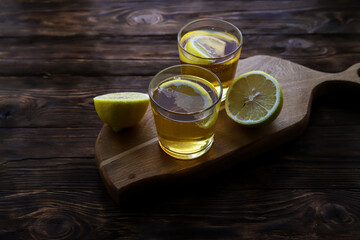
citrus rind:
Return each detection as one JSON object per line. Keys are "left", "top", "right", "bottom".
{"left": 225, "top": 71, "right": 283, "bottom": 127}
{"left": 94, "top": 92, "right": 149, "bottom": 132}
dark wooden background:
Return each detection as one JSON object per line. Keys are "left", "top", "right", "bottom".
{"left": 1, "top": 0, "right": 359, "bottom": 239}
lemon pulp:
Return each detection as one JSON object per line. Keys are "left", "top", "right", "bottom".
{"left": 225, "top": 71, "right": 283, "bottom": 126}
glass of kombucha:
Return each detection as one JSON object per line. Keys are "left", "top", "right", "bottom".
{"left": 177, "top": 18, "right": 243, "bottom": 100}
{"left": 149, "top": 64, "right": 222, "bottom": 160}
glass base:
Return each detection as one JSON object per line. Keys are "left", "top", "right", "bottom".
{"left": 159, "top": 137, "right": 214, "bottom": 160}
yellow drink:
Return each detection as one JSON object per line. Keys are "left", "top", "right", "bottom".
{"left": 149, "top": 65, "right": 222, "bottom": 160}
{"left": 178, "top": 19, "right": 243, "bottom": 100}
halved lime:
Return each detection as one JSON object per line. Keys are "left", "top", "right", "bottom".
{"left": 94, "top": 92, "right": 149, "bottom": 132}
{"left": 225, "top": 71, "right": 283, "bottom": 126}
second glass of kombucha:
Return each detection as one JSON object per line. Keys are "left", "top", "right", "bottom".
{"left": 177, "top": 18, "right": 243, "bottom": 100}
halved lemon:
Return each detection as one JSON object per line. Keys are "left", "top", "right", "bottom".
{"left": 94, "top": 92, "right": 149, "bottom": 132}
{"left": 225, "top": 71, "right": 283, "bottom": 126}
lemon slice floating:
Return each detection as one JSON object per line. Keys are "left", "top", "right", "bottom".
{"left": 180, "top": 30, "right": 238, "bottom": 65}
{"left": 156, "top": 77, "right": 218, "bottom": 129}
{"left": 225, "top": 71, "right": 283, "bottom": 126}
{"left": 158, "top": 77, "right": 213, "bottom": 113}
{"left": 186, "top": 35, "right": 226, "bottom": 58}
{"left": 94, "top": 92, "right": 149, "bottom": 132}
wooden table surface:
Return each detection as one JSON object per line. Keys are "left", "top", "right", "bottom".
{"left": 1, "top": 0, "right": 359, "bottom": 239}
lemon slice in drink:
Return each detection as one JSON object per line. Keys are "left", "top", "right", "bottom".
{"left": 181, "top": 30, "right": 237, "bottom": 65}
{"left": 186, "top": 35, "right": 226, "bottom": 58}
{"left": 225, "top": 71, "right": 283, "bottom": 126}
{"left": 157, "top": 77, "right": 217, "bottom": 129}
{"left": 94, "top": 92, "right": 149, "bottom": 132}
{"left": 158, "top": 77, "right": 213, "bottom": 113}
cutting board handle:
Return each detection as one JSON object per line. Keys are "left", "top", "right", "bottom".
{"left": 307, "top": 62, "right": 360, "bottom": 102}
{"left": 317, "top": 62, "right": 360, "bottom": 85}
{"left": 334, "top": 63, "right": 360, "bottom": 82}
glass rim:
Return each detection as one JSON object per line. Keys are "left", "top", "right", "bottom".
{"left": 177, "top": 18, "right": 243, "bottom": 61}
{"left": 148, "top": 64, "right": 223, "bottom": 116}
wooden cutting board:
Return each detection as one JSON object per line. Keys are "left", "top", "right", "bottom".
{"left": 95, "top": 55, "right": 360, "bottom": 203}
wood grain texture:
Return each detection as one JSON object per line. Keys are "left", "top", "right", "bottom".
{"left": 0, "top": 128, "right": 98, "bottom": 161}
{"left": 2, "top": 189, "right": 360, "bottom": 239}
{"left": 0, "top": 75, "right": 150, "bottom": 128}
{"left": 0, "top": 35, "right": 358, "bottom": 76}
{"left": 0, "top": 0, "right": 358, "bottom": 37}
{"left": 1, "top": 93, "right": 359, "bottom": 239}
{"left": 1, "top": 0, "right": 360, "bottom": 239}
{"left": 95, "top": 56, "right": 360, "bottom": 203}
